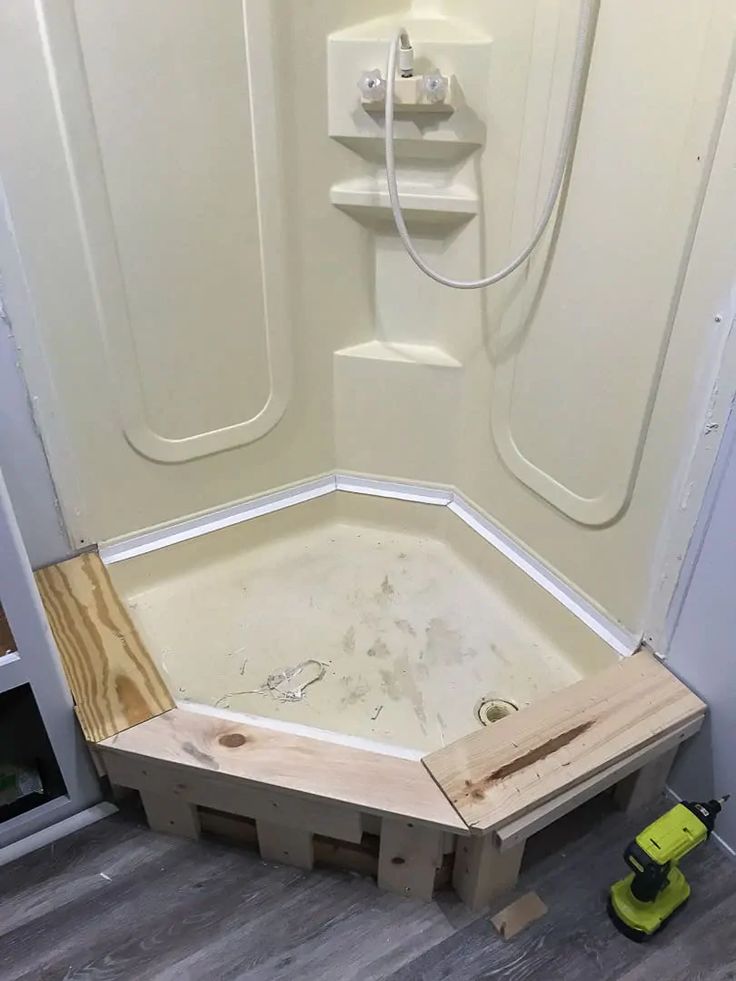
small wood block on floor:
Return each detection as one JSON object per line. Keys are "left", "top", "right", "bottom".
{"left": 35, "top": 552, "right": 174, "bottom": 742}
{"left": 491, "top": 891, "right": 548, "bottom": 940}
{"left": 423, "top": 651, "right": 706, "bottom": 832}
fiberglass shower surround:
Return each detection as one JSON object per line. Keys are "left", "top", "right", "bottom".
{"left": 4, "top": 0, "right": 733, "bottom": 654}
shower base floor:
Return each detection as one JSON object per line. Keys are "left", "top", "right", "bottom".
{"left": 37, "top": 487, "right": 705, "bottom": 907}
{"left": 108, "top": 492, "right": 608, "bottom": 754}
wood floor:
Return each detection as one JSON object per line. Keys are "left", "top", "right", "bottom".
{"left": 1, "top": 792, "right": 735, "bottom": 980}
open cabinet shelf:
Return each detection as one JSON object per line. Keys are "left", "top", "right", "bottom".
{"left": 0, "top": 606, "right": 16, "bottom": 657}
{"left": 0, "top": 683, "right": 67, "bottom": 826}
{"left": 0, "top": 468, "right": 100, "bottom": 853}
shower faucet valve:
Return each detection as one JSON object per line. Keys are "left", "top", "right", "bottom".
{"left": 358, "top": 68, "right": 454, "bottom": 113}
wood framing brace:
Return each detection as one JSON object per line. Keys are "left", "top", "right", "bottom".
{"left": 98, "top": 707, "right": 465, "bottom": 833}
{"left": 37, "top": 553, "right": 706, "bottom": 909}
{"left": 35, "top": 552, "right": 174, "bottom": 741}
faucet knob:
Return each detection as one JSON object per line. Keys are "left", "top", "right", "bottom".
{"left": 422, "top": 69, "right": 449, "bottom": 104}
{"left": 358, "top": 69, "right": 386, "bottom": 103}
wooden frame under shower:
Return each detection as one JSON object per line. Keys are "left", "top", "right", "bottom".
{"left": 35, "top": 551, "right": 705, "bottom": 909}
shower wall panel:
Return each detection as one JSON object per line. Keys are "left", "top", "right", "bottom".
{"left": 453, "top": 0, "right": 736, "bottom": 631}
{"left": 328, "top": 0, "right": 736, "bottom": 632}
{"left": 2, "top": 0, "right": 735, "bottom": 636}
{"left": 0, "top": 0, "right": 388, "bottom": 544}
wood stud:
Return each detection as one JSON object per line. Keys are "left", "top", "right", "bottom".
{"left": 613, "top": 746, "right": 678, "bottom": 813}
{"left": 452, "top": 834, "right": 524, "bottom": 912}
{"left": 257, "top": 821, "right": 314, "bottom": 870}
{"left": 377, "top": 818, "right": 444, "bottom": 901}
{"left": 140, "top": 789, "right": 201, "bottom": 840}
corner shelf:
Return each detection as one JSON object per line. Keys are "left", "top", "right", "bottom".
{"left": 330, "top": 178, "right": 478, "bottom": 227}
{"left": 335, "top": 339, "right": 462, "bottom": 369}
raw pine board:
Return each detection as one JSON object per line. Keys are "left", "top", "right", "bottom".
{"left": 36, "top": 552, "right": 174, "bottom": 742}
{"left": 99, "top": 707, "right": 466, "bottom": 833}
{"left": 423, "top": 651, "right": 705, "bottom": 831}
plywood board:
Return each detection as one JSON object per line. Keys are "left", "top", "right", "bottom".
{"left": 99, "top": 707, "right": 466, "bottom": 833}
{"left": 423, "top": 652, "right": 705, "bottom": 831}
{"left": 36, "top": 552, "right": 174, "bottom": 742}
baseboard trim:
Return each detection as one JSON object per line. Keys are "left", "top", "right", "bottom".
{"left": 335, "top": 473, "right": 453, "bottom": 506}
{"left": 99, "top": 472, "right": 639, "bottom": 657}
{"left": 448, "top": 495, "right": 636, "bottom": 656}
{"left": 0, "top": 801, "right": 117, "bottom": 867}
{"left": 100, "top": 474, "right": 337, "bottom": 565}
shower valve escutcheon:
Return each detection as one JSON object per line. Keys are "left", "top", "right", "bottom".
{"left": 358, "top": 68, "right": 455, "bottom": 113}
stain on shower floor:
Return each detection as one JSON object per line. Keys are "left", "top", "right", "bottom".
{"left": 110, "top": 517, "right": 583, "bottom": 752}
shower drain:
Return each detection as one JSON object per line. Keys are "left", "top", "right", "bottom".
{"left": 474, "top": 695, "right": 519, "bottom": 727}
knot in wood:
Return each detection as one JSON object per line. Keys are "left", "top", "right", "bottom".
{"left": 218, "top": 732, "right": 247, "bottom": 748}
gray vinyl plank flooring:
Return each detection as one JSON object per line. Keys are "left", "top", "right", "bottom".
{"left": 0, "top": 792, "right": 734, "bottom": 981}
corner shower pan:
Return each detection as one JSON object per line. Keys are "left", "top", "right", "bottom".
{"left": 35, "top": 481, "right": 706, "bottom": 907}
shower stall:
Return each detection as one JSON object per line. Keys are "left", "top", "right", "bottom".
{"left": 0, "top": 0, "right": 733, "bottom": 901}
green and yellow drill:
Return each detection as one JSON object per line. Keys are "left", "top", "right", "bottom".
{"left": 608, "top": 795, "right": 729, "bottom": 941}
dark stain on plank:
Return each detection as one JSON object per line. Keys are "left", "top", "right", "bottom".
{"left": 181, "top": 741, "right": 220, "bottom": 770}
{"left": 462, "top": 720, "right": 595, "bottom": 801}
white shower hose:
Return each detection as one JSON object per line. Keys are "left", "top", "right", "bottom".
{"left": 384, "top": 2, "right": 595, "bottom": 289}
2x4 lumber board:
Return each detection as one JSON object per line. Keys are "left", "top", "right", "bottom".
{"left": 198, "top": 809, "right": 382, "bottom": 877}
{"left": 423, "top": 651, "right": 705, "bottom": 832}
{"left": 99, "top": 707, "right": 467, "bottom": 833}
{"left": 35, "top": 552, "right": 174, "bottom": 742}
{"left": 452, "top": 836, "right": 524, "bottom": 912}
{"left": 104, "top": 749, "right": 363, "bottom": 843}
{"left": 377, "top": 819, "right": 444, "bottom": 900}
{"left": 613, "top": 746, "right": 679, "bottom": 814}
{"left": 494, "top": 715, "right": 702, "bottom": 851}
{"left": 257, "top": 822, "right": 314, "bottom": 870}
{"left": 140, "top": 789, "right": 200, "bottom": 840}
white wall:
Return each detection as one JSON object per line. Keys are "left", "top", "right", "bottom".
{"left": 4, "top": 0, "right": 734, "bottom": 638}
{"left": 668, "top": 407, "right": 736, "bottom": 854}
{"left": 0, "top": 291, "right": 69, "bottom": 568}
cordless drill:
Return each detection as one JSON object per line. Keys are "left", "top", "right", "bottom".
{"left": 608, "top": 795, "right": 729, "bottom": 941}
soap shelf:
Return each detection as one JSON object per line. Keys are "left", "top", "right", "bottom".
{"left": 335, "top": 339, "right": 462, "bottom": 369}
{"left": 330, "top": 179, "right": 478, "bottom": 227}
